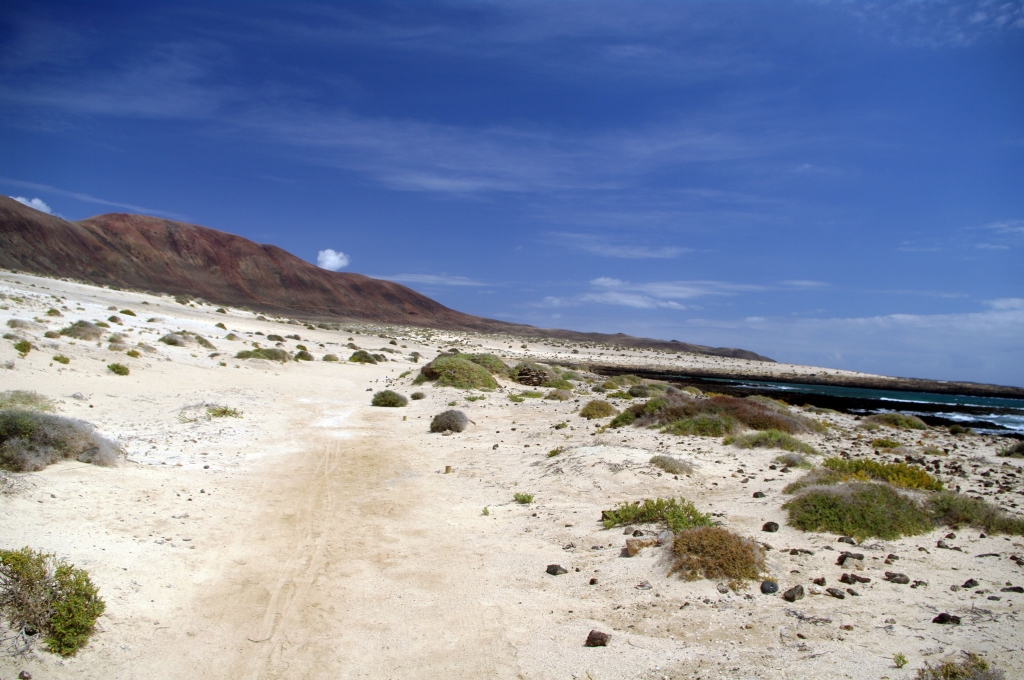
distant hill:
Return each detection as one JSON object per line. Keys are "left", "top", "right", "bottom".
{"left": 0, "top": 195, "right": 771, "bottom": 361}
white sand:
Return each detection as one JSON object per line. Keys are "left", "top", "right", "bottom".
{"left": 1, "top": 271, "right": 1021, "bottom": 679}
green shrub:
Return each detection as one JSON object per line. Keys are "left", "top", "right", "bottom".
{"left": 465, "top": 394, "right": 486, "bottom": 402}
{"left": 664, "top": 415, "right": 737, "bottom": 437}
{"left": 544, "top": 389, "right": 572, "bottom": 401}
{"left": 627, "top": 385, "right": 651, "bottom": 398}
{"left": 159, "top": 333, "right": 187, "bottom": 347}
{"left": 947, "top": 424, "right": 973, "bottom": 435}
{"left": 322, "top": 354, "right": 339, "bottom": 362}
{"left": 745, "top": 395, "right": 791, "bottom": 412}
{"left": 193, "top": 335, "right": 215, "bottom": 350}
{"left": 125, "top": 349, "right": 141, "bottom": 358}
{"left": 871, "top": 438, "right": 901, "bottom": 448}
{"left": 670, "top": 527, "right": 767, "bottom": 590}
{"left": 294, "top": 350, "right": 314, "bottom": 361}
{"left": 107, "top": 315, "right": 122, "bottom": 324}
{"left": 547, "top": 446, "right": 564, "bottom": 457}
{"left": 602, "top": 374, "right": 643, "bottom": 388}
{"left": 784, "top": 458, "right": 942, "bottom": 491}
{"left": 0, "top": 547, "right": 106, "bottom": 656}
{"left": 579, "top": 400, "right": 617, "bottom": 419}
{"left": 543, "top": 377, "right": 573, "bottom": 390}
{"left": 414, "top": 355, "right": 497, "bottom": 389}
{"left": 410, "top": 392, "right": 426, "bottom": 400}
{"left": 225, "top": 333, "right": 240, "bottom": 341}
{"left": 601, "top": 497, "right": 712, "bottom": 533}
{"left": 508, "top": 394, "right": 525, "bottom": 403}
{"left": 783, "top": 482, "right": 932, "bottom": 540}
{"left": 866, "top": 413, "right": 928, "bottom": 430}
{"left": 513, "top": 493, "right": 534, "bottom": 504}
{"left": 927, "top": 491, "right": 1024, "bottom": 535}
{"left": 236, "top": 348, "right": 290, "bottom": 362}
{"left": 462, "top": 353, "right": 509, "bottom": 376}
{"left": 46, "top": 308, "right": 62, "bottom": 317}
{"left": 206, "top": 406, "right": 241, "bottom": 418}
{"left": 94, "top": 321, "right": 110, "bottom": 328}
{"left": 606, "top": 390, "right": 632, "bottom": 399}
{"left": 915, "top": 652, "right": 1003, "bottom": 680}
{"left": 119, "top": 309, "right": 135, "bottom": 316}
{"left": 430, "top": 410, "right": 468, "bottom": 433}
{"left": 591, "top": 385, "right": 606, "bottom": 393}
{"left": 0, "top": 409, "right": 119, "bottom": 471}
{"left": 13, "top": 340, "right": 31, "bottom": 356}
{"left": 609, "top": 410, "right": 635, "bottom": 428}
{"left": 649, "top": 455, "right": 693, "bottom": 475}
{"left": 774, "top": 453, "right": 812, "bottom": 468}
{"left": 724, "top": 429, "right": 819, "bottom": 455}
{"left": 0, "top": 391, "right": 54, "bottom": 411}
{"left": 372, "top": 390, "right": 408, "bottom": 407}
{"left": 266, "top": 334, "right": 285, "bottom": 342}
{"left": 349, "top": 350, "right": 377, "bottom": 364}
{"left": 52, "top": 355, "right": 70, "bottom": 365}
{"left": 999, "top": 440, "right": 1024, "bottom": 458}
{"left": 107, "top": 363, "right": 129, "bottom": 376}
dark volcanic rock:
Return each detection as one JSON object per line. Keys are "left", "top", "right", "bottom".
{"left": 762, "top": 522, "right": 779, "bottom": 533}
{"left": 760, "top": 580, "right": 779, "bottom": 594}
{"left": 825, "top": 587, "right": 846, "bottom": 599}
{"left": 884, "top": 572, "right": 910, "bottom": 584}
{"left": 783, "top": 585, "right": 804, "bottom": 602}
{"left": 752, "top": 491, "right": 766, "bottom": 498}
{"left": 963, "top": 579, "right": 979, "bottom": 588}
{"left": 546, "top": 564, "right": 568, "bottom": 576}
{"left": 932, "top": 613, "right": 961, "bottom": 625}
{"left": 585, "top": 630, "right": 611, "bottom": 647}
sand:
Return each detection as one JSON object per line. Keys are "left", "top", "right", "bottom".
{"left": 1, "top": 270, "right": 1022, "bottom": 679}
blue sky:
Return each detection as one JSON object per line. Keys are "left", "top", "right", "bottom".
{"left": 1, "top": 1, "right": 1022, "bottom": 385}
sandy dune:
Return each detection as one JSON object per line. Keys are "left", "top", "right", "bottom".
{"left": 1, "top": 271, "right": 1022, "bottom": 679}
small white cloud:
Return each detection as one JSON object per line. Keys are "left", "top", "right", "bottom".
{"left": 316, "top": 248, "right": 350, "bottom": 271}
{"left": 12, "top": 196, "right": 52, "bottom": 214}
{"left": 985, "top": 298, "right": 1024, "bottom": 311}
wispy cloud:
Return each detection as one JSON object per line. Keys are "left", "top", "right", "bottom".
{"left": 551, "top": 232, "right": 690, "bottom": 259}
{"left": 376, "top": 273, "right": 487, "bottom": 287}
{"left": 0, "top": 178, "right": 185, "bottom": 219}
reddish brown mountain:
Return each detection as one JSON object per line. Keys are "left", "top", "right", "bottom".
{"left": 0, "top": 195, "right": 770, "bottom": 360}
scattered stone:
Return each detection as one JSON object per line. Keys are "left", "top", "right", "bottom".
{"left": 911, "top": 580, "right": 928, "bottom": 588}
{"left": 825, "top": 587, "right": 846, "bottom": 599}
{"left": 846, "top": 588, "right": 860, "bottom": 596}
{"left": 962, "top": 578, "right": 979, "bottom": 588}
{"left": 546, "top": 564, "right": 568, "bottom": 576}
{"left": 937, "top": 540, "right": 952, "bottom": 549}
{"left": 812, "top": 577, "right": 826, "bottom": 586}
{"left": 622, "top": 526, "right": 636, "bottom": 535}
{"left": 761, "top": 580, "right": 779, "bottom": 594}
{"left": 945, "top": 532, "right": 956, "bottom": 539}
{"left": 632, "top": 529, "right": 645, "bottom": 537}
{"left": 950, "top": 585, "right": 961, "bottom": 592}
{"left": 762, "top": 521, "right": 779, "bottom": 532}
{"left": 976, "top": 553, "right": 1001, "bottom": 558}
{"left": 625, "top": 537, "right": 658, "bottom": 556}
{"left": 783, "top": 585, "right": 805, "bottom": 602}
{"left": 717, "top": 583, "right": 730, "bottom": 594}
{"left": 932, "top": 613, "right": 960, "bottom": 625}
{"left": 585, "top": 630, "right": 611, "bottom": 647}
{"left": 884, "top": 572, "right": 910, "bottom": 584}
{"left": 838, "top": 536, "right": 856, "bottom": 545}
{"left": 563, "top": 543, "right": 575, "bottom": 550}
{"left": 636, "top": 581, "right": 653, "bottom": 590}
{"left": 988, "top": 596, "right": 1001, "bottom": 601}
{"left": 1001, "top": 586, "right": 1024, "bottom": 593}
{"left": 752, "top": 491, "right": 766, "bottom": 498}
{"left": 656, "top": 530, "right": 674, "bottom": 546}
{"left": 589, "top": 578, "right": 598, "bottom": 585}
{"left": 836, "top": 552, "right": 864, "bottom": 566}
{"left": 19, "top": 672, "right": 32, "bottom": 680}
{"left": 840, "top": 573, "right": 871, "bottom": 585}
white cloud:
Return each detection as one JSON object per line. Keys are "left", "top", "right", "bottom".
{"left": 316, "top": 248, "right": 349, "bottom": 271}
{"left": 12, "top": 196, "right": 52, "bottom": 214}
{"left": 552, "top": 232, "right": 690, "bottom": 259}
{"left": 1, "top": 178, "right": 184, "bottom": 218}
{"left": 377, "top": 273, "right": 485, "bottom": 287}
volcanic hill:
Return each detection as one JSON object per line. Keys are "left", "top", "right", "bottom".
{"left": 0, "top": 195, "right": 769, "bottom": 360}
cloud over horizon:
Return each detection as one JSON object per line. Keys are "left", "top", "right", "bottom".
{"left": 12, "top": 196, "right": 52, "bottom": 214}
{"left": 316, "top": 248, "right": 350, "bottom": 271}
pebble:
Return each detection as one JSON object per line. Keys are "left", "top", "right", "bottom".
{"left": 783, "top": 585, "right": 804, "bottom": 602}
{"left": 884, "top": 572, "right": 910, "bottom": 585}
{"left": 962, "top": 578, "right": 979, "bottom": 588}
{"left": 840, "top": 573, "right": 870, "bottom": 584}
{"left": 932, "top": 613, "right": 961, "bottom": 625}
{"left": 760, "top": 580, "right": 779, "bottom": 594}
{"left": 752, "top": 491, "right": 766, "bottom": 498}
{"left": 585, "top": 630, "right": 611, "bottom": 647}
{"left": 656, "top": 530, "right": 674, "bottom": 546}
{"left": 762, "top": 522, "right": 779, "bottom": 533}
{"left": 1001, "top": 586, "right": 1024, "bottom": 593}
{"left": 636, "top": 581, "right": 653, "bottom": 590}
{"left": 836, "top": 552, "right": 864, "bottom": 566}
{"left": 546, "top": 564, "right": 568, "bottom": 576}
{"left": 825, "top": 587, "right": 846, "bottom": 599}
{"left": 846, "top": 588, "right": 860, "bottom": 596}
{"left": 813, "top": 577, "right": 826, "bottom": 586}
{"left": 838, "top": 536, "right": 856, "bottom": 545}
{"left": 19, "top": 672, "right": 32, "bottom": 680}
{"left": 717, "top": 583, "right": 730, "bottom": 594}
{"left": 625, "top": 537, "right": 658, "bottom": 556}
{"left": 589, "top": 578, "right": 598, "bottom": 585}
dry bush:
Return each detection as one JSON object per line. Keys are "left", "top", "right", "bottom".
{"left": 0, "top": 547, "right": 106, "bottom": 656}
{"left": 928, "top": 492, "right": 1024, "bottom": 535}
{"left": 724, "top": 429, "right": 819, "bottom": 455}
{"left": 579, "top": 400, "right": 617, "bottom": 419}
{"left": 158, "top": 333, "right": 187, "bottom": 347}
{"left": 545, "top": 389, "right": 572, "bottom": 401}
{"left": 322, "top": 354, "right": 339, "bottom": 362}
{"left": 372, "top": 390, "right": 408, "bottom": 407}
{"left": 59, "top": 322, "right": 102, "bottom": 341}
{"left": 866, "top": 413, "right": 928, "bottom": 430}
{"left": 236, "top": 348, "right": 290, "bottom": 362}
{"left": 623, "top": 393, "right": 823, "bottom": 436}
{"left": 0, "top": 410, "right": 120, "bottom": 472}
{"left": 999, "top": 440, "right": 1024, "bottom": 458}
{"left": 774, "top": 453, "right": 812, "bottom": 468}
{"left": 784, "top": 458, "right": 941, "bottom": 493}
{"left": 0, "top": 391, "right": 54, "bottom": 412}
{"left": 916, "top": 653, "right": 1004, "bottom": 680}
{"left": 670, "top": 527, "right": 767, "bottom": 590}
{"left": 410, "top": 392, "right": 426, "bottom": 400}
{"left": 7, "top": 319, "right": 43, "bottom": 331}
{"left": 783, "top": 482, "right": 932, "bottom": 540}
{"left": 601, "top": 497, "right": 711, "bottom": 532}
{"left": 430, "top": 410, "right": 468, "bottom": 433}
{"left": 649, "top": 455, "right": 694, "bottom": 475}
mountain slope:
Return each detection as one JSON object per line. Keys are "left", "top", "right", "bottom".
{"left": 0, "top": 195, "right": 771, "bottom": 360}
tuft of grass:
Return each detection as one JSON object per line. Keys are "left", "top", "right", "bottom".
{"left": 294, "top": 350, "right": 314, "bottom": 361}
{"left": 609, "top": 410, "right": 635, "bottom": 428}
{"left": 348, "top": 349, "right": 378, "bottom": 364}
{"left": 544, "top": 389, "right": 572, "bottom": 401}
{"left": 547, "top": 446, "right": 564, "bottom": 457}
{"left": 894, "top": 653, "right": 908, "bottom": 669}
{"left": 225, "top": 333, "right": 240, "bottom": 341}
{"left": 482, "top": 507, "right": 489, "bottom": 516}
{"left": 948, "top": 424, "right": 973, "bottom": 435}
{"left": 724, "top": 429, "right": 820, "bottom": 454}
{"left": 915, "top": 653, "right": 1004, "bottom": 680}
{"left": 664, "top": 414, "right": 738, "bottom": 437}
{"left": 107, "top": 363, "right": 129, "bottom": 376}
{"left": 159, "top": 333, "right": 187, "bottom": 347}
{"left": 513, "top": 493, "right": 534, "bottom": 504}
{"left": 0, "top": 409, "right": 120, "bottom": 471}
{"left": 52, "top": 355, "right": 70, "bottom": 365}
{"left": 119, "top": 309, "right": 135, "bottom": 316}
{"left": 462, "top": 353, "right": 509, "bottom": 376}
{"left": 601, "top": 497, "right": 712, "bottom": 533}
{"left": 236, "top": 348, "right": 290, "bottom": 362}
{"left": 774, "top": 453, "right": 812, "bottom": 468}
{"left": 627, "top": 384, "right": 652, "bottom": 398}
{"left": 866, "top": 413, "right": 928, "bottom": 430}
{"left": 998, "top": 440, "right": 1024, "bottom": 458}
{"left": 13, "top": 340, "right": 32, "bottom": 356}
{"left": 398, "top": 370, "right": 411, "bottom": 378}
{"left": 543, "top": 377, "right": 573, "bottom": 390}
{"left": 206, "top": 405, "right": 241, "bottom": 418}
{"left": 0, "top": 547, "right": 106, "bottom": 656}
{"left": 783, "top": 482, "right": 933, "bottom": 540}
{"left": 430, "top": 410, "right": 468, "bottom": 433}
{"left": 415, "top": 355, "right": 497, "bottom": 389}
{"left": 322, "top": 354, "right": 339, "bottom": 362}
{"left": 927, "top": 491, "right": 1024, "bottom": 535}
{"left": 871, "top": 438, "right": 901, "bottom": 448}
{"left": 579, "top": 400, "right": 618, "bottom": 419}
{"left": 125, "top": 349, "right": 140, "bottom": 358}
{"left": 410, "top": 392, "right": 426, "bottom": 400}
{"left": 0, "top": 391, "right": 55, "bottom": 412}
{"left": 266, "top": 334, "right": 285, "bottom": 342}
{"left": 649, "top": 454, "right": 694, "bottom": 475}
{"left": 670, "top": 527, "right": 767, "bottom": 590}
{"left": 372, "top": 390, "right": 408, "bottom": 407}
{"left": 814, "top": 458, "right": 942, "bottom": 491}
{"left": 46, "top": 308, "right": 62, "bottom": 317}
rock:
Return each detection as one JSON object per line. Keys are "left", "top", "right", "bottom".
{"left": 836, "top": 552, "right": 865, "bottom": 566}
{"left": 945, "top": 532, "right": 956, "bottom": 539}
{"left": 846, "top": 588, "right": 860, "bottom": 596}
{"left": 962, "top": 578, "right": 979, "bottom": 588}
{"left": 546, "top": 564, "right": 568, "bottom": 576}
{"left": 838, "top": 536, "right": 856, "bottom": 545}
{"left": 988, "top": 596, "right": 1001, "bottom": 601}
{"left": 625, "top": 537, "right": 658, "bottom": 556}
{"left": 717, "top": 583, "right": 730, "bottom": 594}
{"left": 656, "top": 530, "right": 674, "bottom": 546}
{"left": 812, "top": 577, "right": 826, "bottom": 586}
{"left": 762, "top": 522, "right": 779, "bottom": 532}
{"left": 19, "top": 672, "right": 32, "bottom": 680}
{"left": 937, "top": 540, "right": 952, "bottom": 549}
{"left": 760, "top": 580, "right": 779, "bottom": 594}
{"left": 825, "top": 587, "right": 846, "bottom": 599}
{"left": 911, "top": 580, "right": 928, "bottom": 588}
{"left": 783, "top": 585, "right": 805, "bottom": 602}
{"left": 884, "top": 572, "right": 910, "bottom": 584}
{"left": 636, "top": 581, "right": 653, "bottom": 590}
{"left": 840, "top": 573, "right": 871, "bottom": 584}
{"left": 585, "top": 629, "right": 611, "bottom": 647}
{"left": 622, "top": 526, "right": 636, "bottom": 535}
{"left": 589, "top": 578, "right": 598, "bottom": 585}
{"left": 632, "top": 529, "right": 645, "bottom": 537}
{"left": 950, "top": 585, "right": 961, "bottom": 592}
{"left": 1001, "top": 586, "right": 1024, "bottom": 593}
{"left": 752, "top": 491, "right": 766, "bottom": 498}
{"left": 932, "top": 613, "right": 960, "bottom": 625}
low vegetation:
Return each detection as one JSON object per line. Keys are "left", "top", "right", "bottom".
{"left": 349, "top": 350, "right": 378, "bottom": 364}
{"left": 0, "top": 410, "right": 120, "bottom": 471}
{"left": 784, "top": 458, "right": 942, "bottom": 492}
{"left": 410, "top": 392, "right": 426, "bottom": 400}
{"left": 52, "top": 354, "right": 70, "bottom": 365}
{"left": 999, "top": 440, "right": 1024, "bottom": 458}
{"left": 206, "top": 405, "right": 241, "bottom": 418}
{"left": 545, "top": 389, "right": 572, "bottom": 401}
{"left": 13, "top": 340, "right": 31, "bottom": 356}
{"left": 915, "top": 653, "right": 1004, "bottom": 680}
{"left": 649, "top": 455, "right": 694, "bottom": 475}
{"left": 601, "top": 497, "right": 712, "bottom": 533}
{"left": 59, "top": 321, "right": 103, "bottom": 341}
{"left": 415, "top": 355, "right": 497, "bottom": 389}
{"left": 664, "top": 414, "right": 737, "bottom": 437}
{"left": 614, "top": 393, "right": 825, "bottom": 438}
{"left": 870, "top": 438, "right": 901, "bottom": 448}
{"left": 579, "top": 400, "right": 617, "bottom": 419}
{"left": 865, "top": 413, "right": 928, "bottom": 430}
{"left": 322, "top": 354, "right": 339, "bottom": 362}
{"left": 0, "top": 547, "right": 106, "bottom": 656}
{"left": 670, "top": 527, "right": 767, "bottom": 590}
{"left": 783, "top": 482, "right": 933, "bottom": 540}
{"left": 372, "top": 390, "right": 408, "bottom": 407}
{"left": 294, "top": 350, "right": 314, "bottom": 361}
{"left": 724, "top": 429, "right": 819, "bottom": 455}
{"left": 774, "top": 453, "right": 812, "bottom": 468}
{"left": 107, "top": 363, "right": 129, "bottom": 376}
{"left": 513, "top": 493, "right": 534, "bottom": 504}
{"left": 927, "top": 492, "right": 1024, "bottom": 535}
{"left": 430, "top": 410, "right": 468, "bottom": 433}
{"left": 236, "top": 348, "right": 290, "bottom": 362}
{"left": 0, "top": 391, "right": 54, "bottom": 412}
